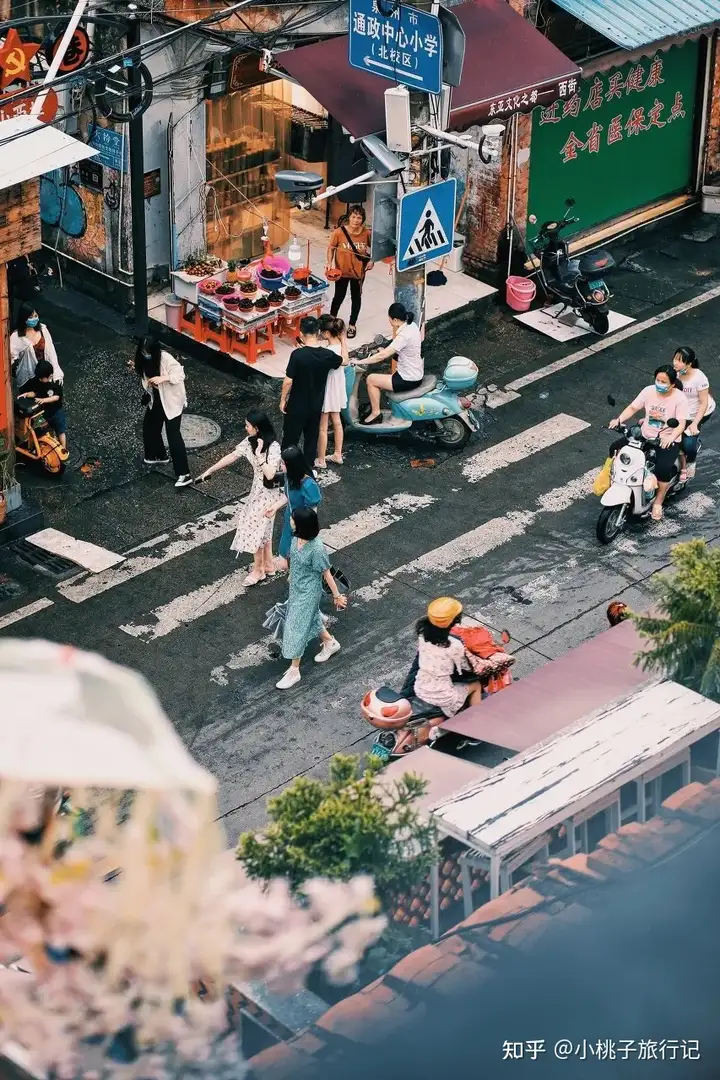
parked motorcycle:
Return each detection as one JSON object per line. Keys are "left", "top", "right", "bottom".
{"left": 363, "top": 627, "right": 514, "bottom": 761}
{"left": 596, "top": 415, "right": 686, "bottom": 544}
{"left": 14, "top": 397, "right": 68, "bottom": 475}
{"left": 528, "top": 197, "right": 615, "bottom": 335}
{"left": 344, "top": 340, "right": 487, "bottom": 450}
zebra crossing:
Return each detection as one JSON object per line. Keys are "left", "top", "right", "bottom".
{"left": 2, "top": 403, "right": 719, "bottom": 828}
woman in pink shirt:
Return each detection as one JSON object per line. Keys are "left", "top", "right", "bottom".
{"left": 609, "top": 365, "right": 689, "bottom": 521}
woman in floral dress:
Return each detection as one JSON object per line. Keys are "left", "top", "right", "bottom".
{"left": 276, "top": 507, "right": 347, "bottom": 690}
{"left": 196, "top": 409, "right": 281, "bottom": 585}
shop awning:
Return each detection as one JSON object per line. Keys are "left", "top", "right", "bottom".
{"left": 0, "top": 115, "right": 97, "bottom": 192}
{"left": 549, "top": 0, "right": 720, "bottom": 50}
{"left": 279, "top": 0, "right": 580, "bottom": 138}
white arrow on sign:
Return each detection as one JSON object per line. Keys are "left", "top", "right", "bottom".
{"left": 363, "top": 56, "right": 423, "bottom": 80}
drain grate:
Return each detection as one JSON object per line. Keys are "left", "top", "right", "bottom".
{"left": 9, "top": 540, "right": 80, "bottom": 580}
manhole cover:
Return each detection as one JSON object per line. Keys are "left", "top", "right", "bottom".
{"left": 163, "top": 415, "right": 221, "bottom": 451}
{"left": 9, "top": 540, "right": 79, "bottom": 579}
{"left": 0, "top": 574, "right": 24, "bottom": 601}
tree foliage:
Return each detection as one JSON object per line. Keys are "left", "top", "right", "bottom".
{"left": 236, "top": 754, "right": 437, "bottom": 909}
{"left": 631, "top": 539, "right": 720, "bottom": 700}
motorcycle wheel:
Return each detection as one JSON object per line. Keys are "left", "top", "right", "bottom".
{"left": 586, "top": 308, "right": 609, "bottom": 335}
{"left": 435, "top": 417, "right": 471, "bottom": 450}
{"left": 596, "top": 505, "right": 626, "bottom": 544}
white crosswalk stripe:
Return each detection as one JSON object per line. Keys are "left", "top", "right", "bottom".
{"left": 58, "top": 473, "right": 341, "bottom": 605}
{"left": 353, "top": 469, "right": 597, "bottom": 603}
{"left": 461, "top": 414, "right": 589, "bottom": 483}
{"left": 119, "top": 492, "right": 436, "bottom": 642}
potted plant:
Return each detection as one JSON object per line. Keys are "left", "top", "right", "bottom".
{"left": 226, "top": 259, "right": 237, "bottom": 283}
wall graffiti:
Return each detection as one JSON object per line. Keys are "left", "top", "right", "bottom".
{"left": 40, "top": 167, "right": 109, "bottom": 270}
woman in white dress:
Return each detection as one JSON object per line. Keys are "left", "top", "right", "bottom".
{"left": 315, "top": 314, "right": 349, "bottom": 469}
{"left": 195, "top": 409, "right": 281, "bottom": 585}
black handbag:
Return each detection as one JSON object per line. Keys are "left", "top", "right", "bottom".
{"left": 322, "top": 566, "right": 350, "bottom": 596}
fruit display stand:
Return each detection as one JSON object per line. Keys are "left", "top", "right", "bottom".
{"left": 172, "top": 265, "right": 329, "bottom": 367}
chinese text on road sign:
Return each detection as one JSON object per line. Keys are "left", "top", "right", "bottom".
{"left": 349, "top": 0, "right": 443, "bottom": 96}
{"left": 397, "top": 178, "right": 456, "bottom": 272}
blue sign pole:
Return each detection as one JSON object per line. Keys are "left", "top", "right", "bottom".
{"left": 349, "top": 0, "right": 443, "bottom": 96}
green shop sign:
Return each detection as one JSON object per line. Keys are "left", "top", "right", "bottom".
{"left": 527, "top": 42, "right": 699, "bottom": 237}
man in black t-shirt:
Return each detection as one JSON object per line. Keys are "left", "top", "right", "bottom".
{"left": 280, "top": 315, "right": 342, "bottom": 467}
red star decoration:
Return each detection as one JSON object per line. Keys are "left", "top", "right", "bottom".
{"left": 0, "top": 29, "right": 40, "bottom": 90}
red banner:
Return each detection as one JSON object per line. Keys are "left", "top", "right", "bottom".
{"left": 0, "top": 85, "right": 58, "bottom": 123}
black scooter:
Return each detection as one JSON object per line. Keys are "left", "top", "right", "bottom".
{"left": 528, "top": 197, "right": 615, "bottom": 335}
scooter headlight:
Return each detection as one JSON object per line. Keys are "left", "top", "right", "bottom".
{"left": 619, "top": 452, "right": 632, "bottom": 465}
{"left": 592, "top": 288, "right": 606, "bottom": 302}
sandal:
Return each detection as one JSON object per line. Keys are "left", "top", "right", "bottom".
{"left": 679, "top": 469, "right": 688, "bottom": 483}
{"left": 650, "top": 504, "right": 663, "bottom": 522}
{"left": 347, "top": 325, "right": 357, "bottom": 339}
{"left": 328, "top": 454, "right": 344, "bottom": 465}
{"left": 243, "top": 571, "right": 266, "bottom": 586}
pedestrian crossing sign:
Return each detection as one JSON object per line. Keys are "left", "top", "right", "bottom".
{"left": 397, "top": 178, "right": 456, "bottom": 273}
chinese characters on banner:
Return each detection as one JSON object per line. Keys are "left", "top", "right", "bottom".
{"left": 487, "top": 76, "right": 579, "bottom": 120}
{"left": 537, "top": 56, "right": 686, "bottom": 164}
{"left": 351, "top": 3, "right": 439, "bottom": 76}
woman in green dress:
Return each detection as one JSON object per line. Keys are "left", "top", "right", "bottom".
{"left": 277, "top": 507, "right": 347, "bottom": 690}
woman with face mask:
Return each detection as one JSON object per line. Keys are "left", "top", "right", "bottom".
{"left": 609, "top": 365, "right": 689, "bottom": 521}
{"left": 133, "top": 335, "right": 191, "bottom": 488}
{"left": 672, "top": 346, "right": 715, "bottom": 482}
{"left": 10, "top": 303, "right": 63, "bottom": 392}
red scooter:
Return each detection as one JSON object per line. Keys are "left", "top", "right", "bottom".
{"left": 362, "top": 626, "right": 515, "bottom": 761}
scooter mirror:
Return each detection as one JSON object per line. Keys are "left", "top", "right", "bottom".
{"left": 666, "top": 417, "right": 680, "bottom": 428}
{"left": 528, "top": 214, "right": 537, "bottom": 225}
{"left": 565, "top": 197, "right": 576, "bottom": 207}
{"left": 607, "top": 395, "right": 616, "bottom": 407}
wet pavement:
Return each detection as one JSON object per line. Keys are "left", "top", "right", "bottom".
{"left": 4, "top": 212, "right": 720, "bottom": 837}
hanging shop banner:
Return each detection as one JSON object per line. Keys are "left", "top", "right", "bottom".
{"left": 0, "top": 86, "right": 57, "bottom": 123}
{"left": 527, "top": 42, "right": 700, "bottom": 238}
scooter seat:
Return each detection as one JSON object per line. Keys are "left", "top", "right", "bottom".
{"left": 386, "top": 373, "right": 437, "bottom": 402}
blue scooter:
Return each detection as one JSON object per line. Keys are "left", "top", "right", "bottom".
{"left": 343, "top": 342, "right": 484, "bottom": 450}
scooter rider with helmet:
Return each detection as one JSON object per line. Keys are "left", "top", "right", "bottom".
{"left": 355, "top": 302, "right": 424, "bottom": 424}
{"left": 404, "top": 598, "right": 484, "bottom": 718}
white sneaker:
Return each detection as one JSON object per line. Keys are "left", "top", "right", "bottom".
{"left": 314, "top": 637, "right": 340, "bottom": 663}
{"left": 276, "top": 666, "right": 301, "bottom": 690}
{"left": 175, "top": 474, "right": 193, "bottom": 488}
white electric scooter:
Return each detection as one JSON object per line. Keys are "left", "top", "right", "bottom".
{"left": 596, "top": 415, "right": 687, "bottom": 544}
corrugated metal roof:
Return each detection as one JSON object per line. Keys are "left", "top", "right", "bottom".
{"left": 551, "top": 0, "right": 720, "bottom": 49}
{"left": 0, "top": 116, "right": 97, "bottom": 192}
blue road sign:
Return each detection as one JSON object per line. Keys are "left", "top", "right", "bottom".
{"left": 349, "top": 0, "right": 443, "bottom": 96}
{"left": 397, "top": 178, "right": 456, "bottom": 273}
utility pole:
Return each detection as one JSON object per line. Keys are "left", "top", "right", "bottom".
{"left": 126, "top": 13, "right": 148, "bottom": 339}
{"left": 393, "top": 89, "right": 429, "bottom": 329}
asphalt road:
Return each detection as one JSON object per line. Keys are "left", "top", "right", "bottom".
{"left": 4, "top": 234, "right": 720, "bottom": 840}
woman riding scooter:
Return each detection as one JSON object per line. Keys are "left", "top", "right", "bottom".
{"left": 608, "top": 365, "right": 689, "bottom": 522}
{"left": 356, "top": 302, "right": 424, "bottom": 424}
{"left": 413, "top": 598, "right": 484, "bottom": 718}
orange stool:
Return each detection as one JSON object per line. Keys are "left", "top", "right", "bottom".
{"left": 200, "top": 316, "right": 228, "bottom": 352}
{"left": 179, "top": 301, "right": 200, "bottom": 340}
{"left": 277, "top": 304, "right": 323, "bottom": 345}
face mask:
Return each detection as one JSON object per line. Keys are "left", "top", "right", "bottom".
{"left": 655, "top": 382, "right": 671, "bottom": 394}
{"left": 676, "top": 366, "right": 688, "bottom": 375}
{"left": 26, "top": 317, "right": 39, "bottom": 328}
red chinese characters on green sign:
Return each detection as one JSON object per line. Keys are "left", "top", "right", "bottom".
{"left": 539, "top": 56, "right": 686, "bottom": 163}
{"left": 528, "top": 43, "right": 699, "bottom": 238}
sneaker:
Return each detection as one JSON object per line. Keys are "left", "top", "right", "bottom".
{"left": 174, "top": 474, "right": 193, "bottom": 488}
{"left": 144, "top": 456, "right": 170, "bottom": 465}
{"left": 314, "top": 637, "right": 341, "bottom": 664}
{"left": 276, "top": 666, "right": 301, "bottom": 690}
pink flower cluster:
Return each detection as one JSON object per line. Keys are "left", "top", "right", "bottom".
{"left": 0, "top": 788, "right": 385, "bottom": 1080}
